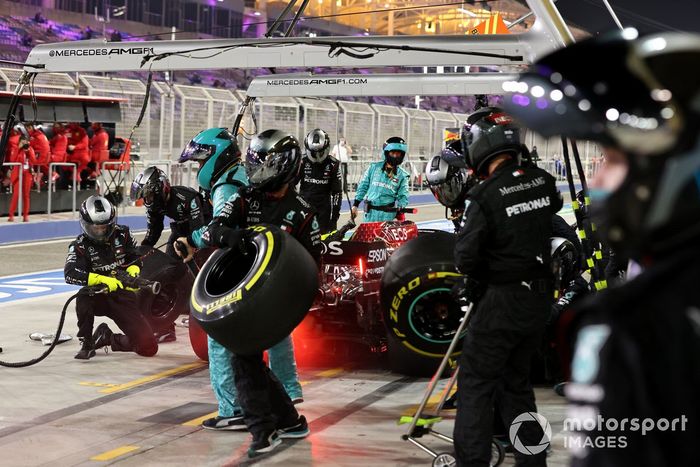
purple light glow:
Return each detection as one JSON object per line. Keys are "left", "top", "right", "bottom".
{"left": 536, "top": 98, "right": 548, "bottom": 109}
{"left": 511, "top": 94, "right": 530, "bottom": 107}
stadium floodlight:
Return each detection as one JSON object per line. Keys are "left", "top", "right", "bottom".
{"left": 245, "top": 72, "right": 518, "bottom": 98}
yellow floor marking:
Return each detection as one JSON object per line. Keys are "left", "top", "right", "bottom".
{"left": 182, "top": 410, "right": 219, "bottom": 427}
{"left": 315, "top": 367, "right": 344, "bottom": 378}
{"left": 99, "top": 362, "right": 206, "bottom": 395}
{"left": 90, "top": 445, "right": 139, "bottom": 461}
{"left": 181, "top": 368, "right": 344, "bottom": 426}
{"left": 401, "top": 390, "right": 457, "bottom": 417}
{"left": 78, "top": 382, "right": 119, "bottom": 388}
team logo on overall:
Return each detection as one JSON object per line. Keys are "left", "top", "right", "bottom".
{"left": 571, "top": 324, "right": 611, "bottom": 384}
{"left": 286, "top": 210, "right": 296, "bottom": 221}
{"left": 250, "top": 200, "right": 260, "bottom": 211}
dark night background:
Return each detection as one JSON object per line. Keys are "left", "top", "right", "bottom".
{"left": 553, "top": 0, "right": 698, "bottom": 34}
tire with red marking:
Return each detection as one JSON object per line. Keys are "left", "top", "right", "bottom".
{"left": 188, "top": 316, "right": 209, "bottom": 361}
{"left": 381, "top": 231, "right": 464, "bottom": 370}
{"left": 190, "top": 224, "right": 319, "bottom": 355}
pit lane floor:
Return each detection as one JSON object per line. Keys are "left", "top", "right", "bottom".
{"left": 0, "top": 203, "right": 575, "bottom": 466}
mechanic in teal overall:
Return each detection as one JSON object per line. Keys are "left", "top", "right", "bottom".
{"left": 351, "top": 136, "right": 410, "bottom": 222}
{"left": 175, "top": 128, "right": 303, "bottom": 431}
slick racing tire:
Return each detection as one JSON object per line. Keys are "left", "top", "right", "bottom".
{"left": 138, "top": 247, "right": 191, "bottom": 334}
{"left": 381, "top": 231, "right": 464, "bottom": 364}
{"left": 191, "top": 224, "right": 319, "bottom": 356}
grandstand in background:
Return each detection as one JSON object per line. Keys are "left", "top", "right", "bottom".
{"left": 1, "top": 0, "right": 592, "bottom": 160}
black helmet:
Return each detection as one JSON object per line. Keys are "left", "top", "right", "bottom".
{"left": 504, "top": 30, "right": 700, "bottom": 259}
{"left": 551, "top": 237, "right": 578, "bottom": 287}
{"left": 461, "top": 106, "right": 522, "bottom": 175}
{"left": 304, "top": 129, "right": 331, "bottom": 163}
{"left": 425, "top": 148, "right": 473, "bottom": 209}
{"left": 245, "top": 129, "right": 302, "bottom": 192}
{"left": 80, "top": 195, "right": 116, "bottom": 244}
{"left": 130, "top": 166, "right": 171, "bottom": 208}
{"left": 383, "top": 136, "right": 407, "bottom": 166}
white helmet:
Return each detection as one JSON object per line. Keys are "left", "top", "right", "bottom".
{"left": 79, "top": 195, "right": 116, "bottom": 243}
{"left": 304, "top": 129, "right": 331, "bottom": 163}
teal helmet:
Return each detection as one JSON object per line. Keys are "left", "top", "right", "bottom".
{"left": 178, "top": 128, "right": 241, "bottom": 190}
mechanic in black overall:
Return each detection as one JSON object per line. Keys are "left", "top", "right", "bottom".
{"left": 203, "top": 129, "right": 320, "bottom": 457}
{"left": 506, "top": 31, "right": 700, "bottom": 467}
{"left": 65, "top": 195, "right": 158, "bottom": 360}
{"left": 131, "top": 166, "right": 211, "bottom": 259}
{"left": 131, "top": 166, "right": 212, "bottom": 342}
{"left": 295, "top": 128, "right": 343, "bottom": 234}
{"left": 452, "top": 107, "right": 562, "bottom": 467}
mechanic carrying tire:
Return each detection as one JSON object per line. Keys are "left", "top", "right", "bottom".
{"left": 381, "top": 230, "right": 463, "bottom": 376}
{"left": 193, "top": 129, "right": 320, "bottom": 456}
{"left": 175, "top": 127, "right": 305, "bottom": 432}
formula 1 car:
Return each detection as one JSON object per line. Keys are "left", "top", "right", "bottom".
{"left": 299, "top": 215, "right": 464, "bottom": 376}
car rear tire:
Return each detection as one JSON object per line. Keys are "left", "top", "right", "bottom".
{"left": 381, "top": 231, "right": 465, "bottom": 371}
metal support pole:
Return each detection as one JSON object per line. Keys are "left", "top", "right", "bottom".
{"left": 404, "top": 302, "right": 473, "bottom": 437}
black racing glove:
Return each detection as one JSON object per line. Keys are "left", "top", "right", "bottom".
{"left": 451, "top": 275, "right": 484, "bottom": 303}
{"left": 209, "top": 221, "right": 254, "bottom": 254}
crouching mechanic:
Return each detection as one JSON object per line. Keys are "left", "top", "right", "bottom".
{"left": 452, "top": 107, "right": 562, "bottom": 467}
{"left": 204, "top": 129, "right": 320, "bottom": 456}
{"left": 174, "top": 128, "right": 303, "bottom": 431}
{"left": 65, "top": 195, "right": 158, "bottom": 360}
{"left": 131, "top": 166, "right": 211, "bottom": 342}
{"left": 351, "top": 136, "right": 410, "bottom": 222}
{"left": 296, "top": 129, "right": 342, "bottom": 233}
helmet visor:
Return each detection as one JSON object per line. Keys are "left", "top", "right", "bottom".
{"left": 245, "top": 147, "right": 298, "bottom": 188}
{"left": 142, "top": 184, "right": 158, "bottom": 206}
{"left": 129, "top": 180, "right": 145, "bottom": 202}
{"left": 428, "top": 170, "right": 468, "bottom": 207}
{"left": 80, "top": 218, "right": 115, "bottom": 243}
{"left": 179, "top": 142, "right": 216, "bottom": 163}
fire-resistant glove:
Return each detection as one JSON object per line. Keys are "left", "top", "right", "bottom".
{"left": 450, "top": 275, "right": 484, "bottom": 303}
{"left": 208, "top": 221, "right": 252, "bottom": 253}
{"left": 88, "top": 273, "right": 123, "bottom": 293}
{"left": 126, "top": 265, "right": 140, "bottom": 277}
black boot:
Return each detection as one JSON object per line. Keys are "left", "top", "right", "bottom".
{"left": 92, "top": 323, "right": 114, "bottom": 351}
{"left": 74, "top": 337, "right": 96, "bottom": 360}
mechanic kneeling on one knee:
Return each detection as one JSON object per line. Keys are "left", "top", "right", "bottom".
{"left": 452, "top": 107, "right": 562, "bottom": 467}
{"left": 202, "top": 129, "right": 321, "bottom": 457}
{"left": 65, "top": 195, "right": 158, "bottom": 360}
